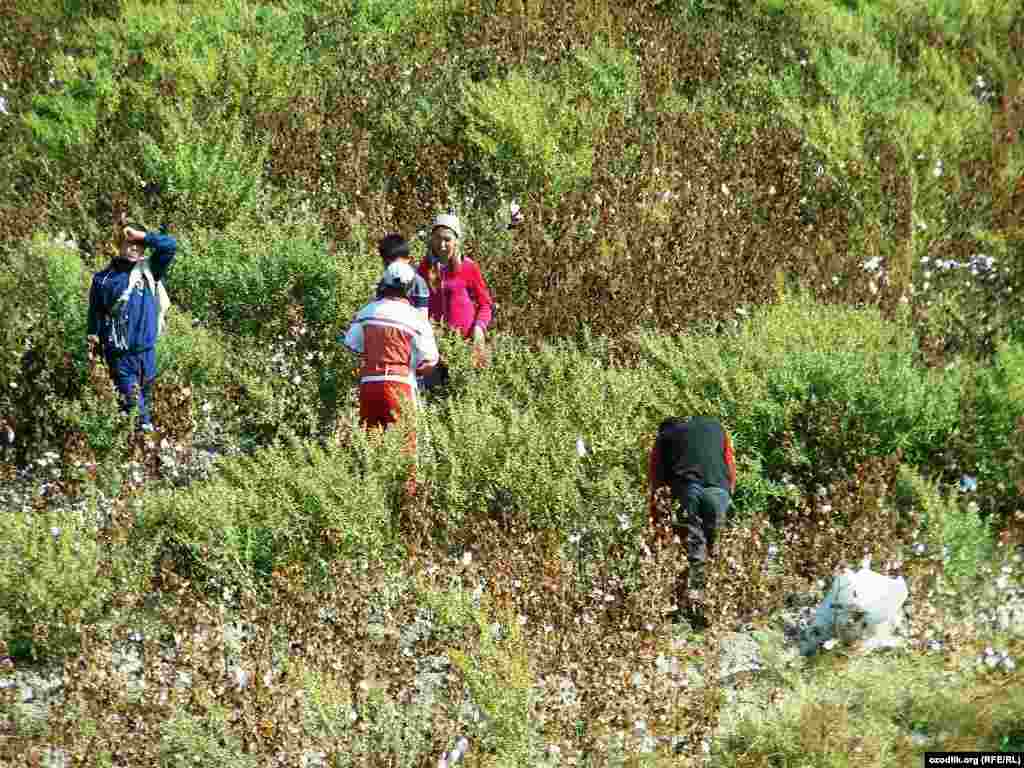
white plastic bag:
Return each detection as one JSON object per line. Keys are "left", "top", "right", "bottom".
{"left": 803, "top": 559, "right": 908, "bottom": 654}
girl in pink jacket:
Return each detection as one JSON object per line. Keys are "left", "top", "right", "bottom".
{"left": 417, "top": 213, "right": 493, "bottom": 355}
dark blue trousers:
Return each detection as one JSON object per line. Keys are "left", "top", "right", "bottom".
{"left": 672, "top": 481, "right": 732, "bottom": 565}
{"left": 107, "top": 349, "right": 156, "bottom": 429}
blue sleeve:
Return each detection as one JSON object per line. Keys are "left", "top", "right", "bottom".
{"left": 144, "top": 232, "right": 177, "bottom": 281}
{"left": 87, "top": 275, "right": 103, "bottom": 336}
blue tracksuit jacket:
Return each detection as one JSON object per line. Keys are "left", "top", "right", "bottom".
{"left": 86, "top": 232, "right": 176, "bottom": 426}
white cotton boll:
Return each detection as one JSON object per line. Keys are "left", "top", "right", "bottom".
{"left": 462, "top": 550, "right": 473, "bottom": 566}
{"left": 576, "top": 437, "right": 587, "bottom": 457}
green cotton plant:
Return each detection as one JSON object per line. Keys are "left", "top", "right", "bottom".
{"left": 962, "top": 340, "right": 1024, "bottom": 517}
{"left": 140, "top": 106, "right": 268, "bottom": 230}
{"left": 461, "top": 40, "right": 639, "bottom": 199}
{"left": 159, "top": 706, "right": 258, "bottom": 768}
{"left": 0, "top": 234, "right": 104, "bottom": 460}
{"left": 170, "top": 213, "right": 349, "bottom": 335}
{"left": 0, "top": 498, "right": 155, "bottom": 660}
{"left": 26, "top": 0, "right": 316, "bottom": 160}
{"left": 134, "top": 433, "right": 406, "bottom": 594}
{"left": 896, "top": 467, "right": 994, "bottom": 591}
{"left": 342, "top": 0, "right": 455, "bottom": 47}
{"left": 446, "top": 594, "right": 539, "bottom": 765}
{"left": 639, "top": 295, "right": 962, "bottom": 496}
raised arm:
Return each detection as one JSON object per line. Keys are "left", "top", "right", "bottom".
{"left": 145, "top": 231, "right": 177, "bottom": 281}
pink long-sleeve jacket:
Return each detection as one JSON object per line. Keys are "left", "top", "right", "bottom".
{"left": 417, "top": 257, "right": 493, "bottom": 338}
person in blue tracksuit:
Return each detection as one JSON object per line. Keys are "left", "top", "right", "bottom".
{"left": 87, "top": 224, "right": 176, "bottom": 431}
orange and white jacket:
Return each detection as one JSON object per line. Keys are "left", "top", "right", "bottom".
{"left": 343, "top": 297, "right": 439, "bottom": 392}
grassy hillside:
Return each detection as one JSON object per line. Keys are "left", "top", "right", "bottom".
{"left": 1, "top": 0, "right": 1023, "bottom": 764}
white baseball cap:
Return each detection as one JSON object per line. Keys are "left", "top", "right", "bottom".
{"left": 431, "top": 213, "right": 462, "bottom": 239}
{"left": 381, "top": 260, "right": 416, "bottom": 290}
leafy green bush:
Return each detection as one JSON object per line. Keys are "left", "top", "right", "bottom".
{"left": 141, "top": 107, "right": 269, "bottom": 230}
{"left": 448, "top": 599, "right": 537, "bottom": 764}
{"left": 159, "top": 706, "right": 257, "bottom": 768}
{"left": 461, "top": 40, "right": 639, "bottom": 198}
{"left": 0, "top": 499, "right": 154, "bottom": 659}
{"left": 958, "top": 340, "right": 1024, "bottom": 524}
{"left": 640, "top": 296, "right": 963, "bottom": 505}
{"left": 717, "top": 650, "right": 1024, "bottom": 767}
{"left": 0, "top": 234, "right": 119, "bottom": 460}
{"left": 156, "top": 308, "right": 234, "bottom": 390}
{"left": 135, "top": 433, "right": 408, "bottom": 593}
{"left": 26, "top": 0, "right": 316, "bottom": 160}
{"left": 345, "top": 0, "right": 453, "bottom": 47}
{"left": 896, "top": 466, "right": 995, "bottom": 591}
{"left": 170, "top": 213, "right": 356, "bottom": 335}
{"left": 420, "top": 330, "right": 652, "bottom": 542}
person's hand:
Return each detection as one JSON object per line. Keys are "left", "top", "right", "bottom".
{"left": 471, "top": 326, "right": 489, "bottom": 369}
{"left": 123, "top": 226, "right": 146, "bottom": 242}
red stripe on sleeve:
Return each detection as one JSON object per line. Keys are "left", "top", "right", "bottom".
{"left": 723, "top": 432, "right": 736, "bottom": 494}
